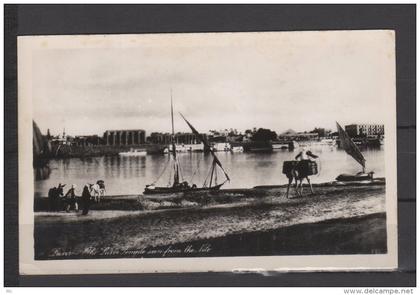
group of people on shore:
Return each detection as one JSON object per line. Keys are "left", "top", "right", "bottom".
{"left": 47, "top": 180, "right": 105, "bottom": 215}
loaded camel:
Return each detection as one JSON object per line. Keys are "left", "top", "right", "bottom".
{"left": 283, "top": 148, "right": 318, "bottom": 198}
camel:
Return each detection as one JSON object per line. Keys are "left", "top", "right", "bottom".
{"left": 283, "top": 160, "right": 316, "bottom": 198}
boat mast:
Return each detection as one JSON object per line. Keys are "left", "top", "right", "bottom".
{"left": 171, "top": 89, "right": 175, "bottom": 136}
{"left": 171, "top": 90, "right": 179, "bottom": 185}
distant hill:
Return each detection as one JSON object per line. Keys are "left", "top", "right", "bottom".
{"left": 280, "top": 129, "right": 297, "bottom": 136}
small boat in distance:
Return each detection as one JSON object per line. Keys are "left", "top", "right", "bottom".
{"left": 119, "top": 148, "right": 147, "bottom": 157}
{"left": 163, "top": 143, "right": 205, "bottom": 153}
{"left": 231, "top": 146, "right": 244, "bottom": 153}
{"left": 144, "top": 95, "right": 230, "bottom": 195}
{"left": 271, "top": 141, "right": 297, "bottom": 150}
{"left": 212, "top": 142, "right": 231, "bottom": 152}
{"left": 271, "top": 143, "right": 289, "bottom": 150}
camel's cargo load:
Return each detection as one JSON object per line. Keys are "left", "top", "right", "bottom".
{"left": 282, "top": 160, "right": 318, "bottom": 176}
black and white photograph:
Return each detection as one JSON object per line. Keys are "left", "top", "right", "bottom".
{"left": 18, "top": 30, "right": 398, "bottom": 274}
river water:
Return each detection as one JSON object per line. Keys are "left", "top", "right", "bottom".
{"left": 34, "top": 145, "right": 385, "bottom": 197}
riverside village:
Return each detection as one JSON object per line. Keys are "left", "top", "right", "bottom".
{"left": 33, "top": 114, "right": 387, "bottom": 259}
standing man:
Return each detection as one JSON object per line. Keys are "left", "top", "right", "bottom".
{"left": 295, "top": 146, "right": 319, "bottom": 162}
{"left": 81, "top": 184, "right": 92, "bottom": 215}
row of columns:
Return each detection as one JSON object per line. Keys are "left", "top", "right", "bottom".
{"left": 150, "top": 133, "right": 206, "bottom": 145}
{"left": 174, "top": 133, "right": 198, "bottom": 145}
{"left": 105, "top": 130, "right": 145, "bottom": 146}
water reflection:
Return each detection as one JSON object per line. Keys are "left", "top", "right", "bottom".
{"left": 34, "top": 165, "right": 51, "bottom": 181}
{"left": 35, "top": 146, "right": 385, "bottom": 197}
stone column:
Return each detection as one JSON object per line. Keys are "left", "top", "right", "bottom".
{"left": 112, "top": 132, "right": 116, "bottom": 146}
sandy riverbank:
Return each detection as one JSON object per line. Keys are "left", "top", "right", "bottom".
{"left": 34, "top": 181, "right": 385, "bottom": 212}
{"left": 34, "top": 183, "right": 386, "bottom": 259}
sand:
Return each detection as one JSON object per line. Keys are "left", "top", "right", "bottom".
{"left": 34, "top": 183, "right": 386, "bottom": 259}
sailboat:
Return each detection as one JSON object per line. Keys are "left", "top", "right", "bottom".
{"left": 143, "top": 98, "right": 230, "bottom": 195}
{"left": 335, "top": 122, "right": 374, "bottom": 182}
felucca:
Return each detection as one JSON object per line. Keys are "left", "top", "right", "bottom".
{"left": 335, "top": 122, "right": 374, "bottom": 182}
{"left": 144, "top": 97, "right": 230, "bottom": 195}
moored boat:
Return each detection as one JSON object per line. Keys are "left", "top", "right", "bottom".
{"left": 271, "top": 143, "right": 290, "bottom": 150}
{"left": 164, "top": 143, "right": 205, "bottom": 153}
{"left": 271, "top": 141, "right": 297, "bottom": 150}
{"left": 144, "top": 183, "right": 224, "bottom": 195}
{"left": 335, "top": 172, "right": 374, "bottom": 182}
{"left": 231, "top": 146, "right": 244, "bottom": 153}
{"left": 144, "top": 94, "right": 230, "bottom": 195}
{"left": 335, "top": 122, "right": 375, "bottom": 182}
{"left": 119, "top": 148, "right": 147, "bottom": 156}
{"left": 212, "top": 142, "right": 231, "bottom": 152}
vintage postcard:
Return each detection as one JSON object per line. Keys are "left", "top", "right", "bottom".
{"left": 18, "top": 30, "right": 397, "bottom": 274}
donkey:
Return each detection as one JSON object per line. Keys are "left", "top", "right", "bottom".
{"left": 89, "top": 180, "right": 106, "bottom": 203}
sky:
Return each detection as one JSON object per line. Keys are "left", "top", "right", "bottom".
{"left": 31, "top": 31, "right": 395, "bottom": 136}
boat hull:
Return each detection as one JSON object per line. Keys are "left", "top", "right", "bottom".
{"left": 119, "top": 148, "right": 147, "bottom": 156}
{"left": 143, "top": 184, "right": 224, "bottom": 195}
{"left": 335, "top": 173, "right": 372, "bottom": 182}
{"left": 119, "top": 152, "right": 147, "bottom": 156}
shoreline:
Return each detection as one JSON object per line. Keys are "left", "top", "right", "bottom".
{"left": 34, "top": 184, "right": 386, "bottom": 259}
{"left": 34, "top": 181, "right": 385, "bottom": 212}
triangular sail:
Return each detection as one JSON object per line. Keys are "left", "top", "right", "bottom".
{"left": 336, "top": 122, "right": 366, "bottom": 170}
{"left": 180, "top": 113, "right": 230, "bottom": 182}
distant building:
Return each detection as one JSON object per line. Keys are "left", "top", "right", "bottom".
{"left": 209, "top": 128, "right": 238, "bottom": 137}
{"left": 310, "top": 128, "right": 327, "bottom": 138}
{"left": 208, "top": 135, "right": 227, "bottom": 143}
{"left": 148, "top": 132, "right": 207, "bottom": 145}
{"left": 73, "top": 135, "right": 103, "bottom": 146}
{"left": 226, "top": 134, "right": 243, "bottom": 143}
{"left": 104, "top": 129, "right": 146, "bottom": 146}
{"left": 278, "top": 129, "right": 318, "bottom": 141}
{"left": 207, "top": 128, "right": 242, "bottom": 143}
{"left": 174, "top": 133, "right": 204, "bottom": 145}
{"left": 148, "top": 132, "right": 172, "bottom": 145}
{"left": 345, "top": 124, "right": 384, "bottom": 137}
